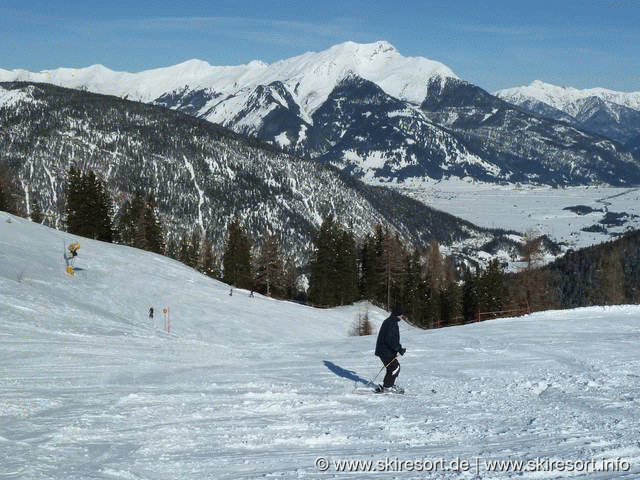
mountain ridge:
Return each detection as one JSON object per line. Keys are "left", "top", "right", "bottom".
{"left": 2, "top": 41, "right": 640, "bottom": 188}
{"left": 497, "top": 80, "right": 640, "bottom": 145}
{"left": 0, "top": 40, "right": 457, "bottom": 115}
{"left": 0, "top": 81, "right": 521, "bottom": 267}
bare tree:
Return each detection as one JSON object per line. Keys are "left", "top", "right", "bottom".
{"left": 515, "top": 230, "right": 549, "bottom": 312}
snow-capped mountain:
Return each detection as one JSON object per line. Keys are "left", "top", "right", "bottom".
{"left": 421, "top": 77, "right": 640, "bottom": 185}
{"left": 0, "top": 41, "right": 456, "bottom": 121}
{"left": 4, "top": 41, "right": 639, "bottom": 187}
{"left": 497, "top": 80, "right": 640, "bottom": 147}
{"left": 497, "top": 80, "right": 640, "bottom": 117}
{"left": 0, "top": 81, "right": 522, "bottom": 266}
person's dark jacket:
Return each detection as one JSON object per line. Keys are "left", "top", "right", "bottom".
{"left": 375, "top": 305, "right": 405, "bottom": 360}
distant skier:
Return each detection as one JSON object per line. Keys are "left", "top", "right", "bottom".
{"left": 149, "top": 307, "right": 154, "bottom": 320}
{"left": 374, "top": 304, "right": 407, "bottom": 393}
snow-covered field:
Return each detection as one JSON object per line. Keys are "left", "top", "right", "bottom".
{"left": 396, "top": 179, "right": 640, "bottom": 251}
{"left": 1, "top": 212, "right": 640, "bottom": 479}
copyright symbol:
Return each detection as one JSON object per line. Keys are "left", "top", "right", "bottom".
{"left": 315, "top": 457, "right": 330, "bottom": 471}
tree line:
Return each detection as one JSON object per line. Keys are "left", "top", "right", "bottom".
{"left": 4, "top": 164, "right": 638, "bottom": 327}
{"left": 55, "top": 166, "right": 513, "bottom": 321}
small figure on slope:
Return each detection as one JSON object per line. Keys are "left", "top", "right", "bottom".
{"left": 63, "top": 242, "right": 80, "bottom": 276}
{"left": 374, "top": 304, "right": 407, "bottom": 394}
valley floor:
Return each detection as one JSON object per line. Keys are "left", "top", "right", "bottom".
{"left": 397, "top": 179, "right": 640, "bottom": 252}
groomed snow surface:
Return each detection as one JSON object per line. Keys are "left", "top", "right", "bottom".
{"left": 1, "top": 212, "right": 639, "bottom": 479}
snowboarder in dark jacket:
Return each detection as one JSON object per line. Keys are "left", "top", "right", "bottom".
{"left": 375, "top": 304, "right": 406, "bottom": 392}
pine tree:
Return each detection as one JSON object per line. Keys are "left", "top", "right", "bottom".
{"left": 143, "top": 194, "right": 164, "bottom": 254}
{"left": 30, "top": 197, "right": 44, "bottom": 224}
{"left": 256, "top": 235, "right": 285, "bottom": 297}
{"left": 477, "top": 259, "right": 505, "bottom": 316}
{"left": 440, "top": 256, "right": 462, "bottom": 326}
{"left": 359, "top": 232, "right": 381, "bottom": 301}
{"left": 178, "top": 234, "right": 191, "bottom": 266}
{"left": 424, "top": 240, "right": 445, "bottom": 292}
{"left": 0, "top": 163, "right": 18, "bottom": 214}
{"left": 64, "top": 167, "right": 114, "bottom": 242}
{"left": 309, "top": 216, "right": 358, "bottom": 306}
{"left": 336, "top": 229, "right": 358, "bottom": 305}
{"left": 64, "top": 166, "right": 84, "bottom": 234}
{"left": 118, "top": 192, "right": 164, "bottom": 253}
{"left": 198, "top": 234, "right": 219, "bottom": 278}
{"left": 184, "top": 229, "right": 201, "bottom": 269}
{"left": 403, "top": 248, "right": 425, "bottom": 325}
{"left": 283, "top": 256, "right": 298, "bottom": 300}
{"left": 93, "top": 173, "right": 115, "bottom": 242}
{"left": 222, "top": 218, "right": 253, "bottom": 289}
{"left": 379, "top": 228, "right": 407, "bottom": 310}
{"left": 462, "top": 267, "right": 480, "bottom": 322}
{"left": 593, "top": 249, "right": 625, "bottom": 305}
{"left": 128, "top": 193, "right": 148, "bottom": 248}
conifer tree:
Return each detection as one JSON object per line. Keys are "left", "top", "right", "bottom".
{"left": 222, "top": 218, "right": 253, "bottom": 289}
{"left": 360, "top": 232, "right": 381, "bottom": 301}
{"left": 30, "top": 197, "right": 44, "bottom": 224}
{"left": 514, "top": 232, "right": 547, "bottom": 312}
{"left": 477, "top": 259, "right": 505, "bottom": 315}
{"left": 93, "top": 173, "right": 115, "bottom": 242}
{"left": 0, "top": 163, "right": 20, "bottom": 214}
{"left": 424, "top": 240, "right": 445, "bottom": 292}
{"left": 309, "top": 216, "right": 358, "bottom": 306}
{"left": 592, "top": 249, "right": 625, "bottom": 305}
{"left": 462, "top": 267, "right": 479, "bottom": 322}
{"left": 64, "top": 167, "right": 114, "bottom": 242}
{"left": 309, "top": 216, "right": 338, "bottom": 305}
{"left": 178, "top": 234, "right": 191, "bottom": 266}
{"left": 118, "top": 192, "right": 164, "bottom": 253}
{"left": 164, "top": 236, "right": 179, "bottom": 260}
{"left": 64, "top": 166, "right": 84, "bottom": 234}
{"left": 143, "top": 194, "right": 164, "bottom": 254}
{"left": 380, "top": 229, "right": 408, "bottom": 310}
{"left": 283, "top": 256, "right": 298, "bottom": 300}
{"left": 185, "top": 229, "right": 202, "bottom": 269}
{"left": 440, "top": 256, "right": 462, "bottom": 326}
{"left": 256, "top": 235, "right": 285, "bottom": 297}
{"left": 336, "top": 229, "right": 358, "bottom": 305}
{"left": 403, "top": 248, "right": 425, "bottom": 325}
{"left": 198, "top": 234, "right": 219, "bottom": 279}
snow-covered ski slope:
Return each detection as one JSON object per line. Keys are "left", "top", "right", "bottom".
{"left": 1, "top": 212, "right": 639, "bottom": 479}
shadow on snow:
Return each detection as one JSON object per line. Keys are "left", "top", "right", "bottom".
{"left": 323, "top": 360, "right": 370, "bottom": 386}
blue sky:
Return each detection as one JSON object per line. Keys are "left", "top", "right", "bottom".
{"left": 2, "top": 0, "right": 639, "bottom": 92}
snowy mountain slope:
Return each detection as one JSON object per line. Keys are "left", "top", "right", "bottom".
{"left": 0, "top": 81, "right": 523, "bottom": 267}
{"left": 305, "top": 75, "right": 499, "bottom": 183}
{"left": 497, "top": 81, "right": 640, "bottom": 145}
{"left": 421, "top": 77, "right": 640, "bottom": 186}
{"left": 2, "top": 213, "right": 640, "bottom": 479}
